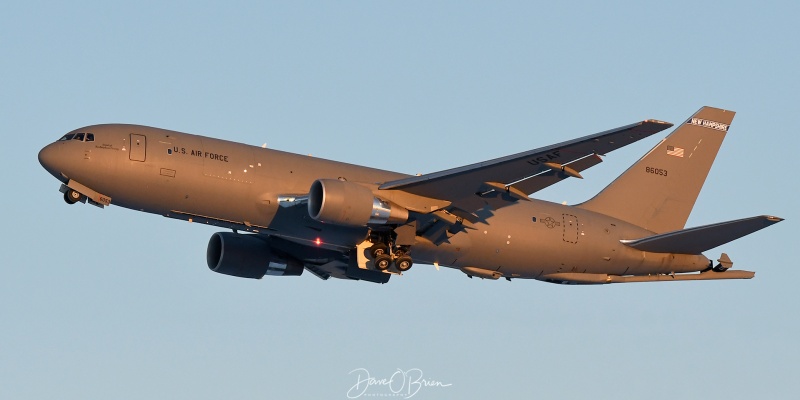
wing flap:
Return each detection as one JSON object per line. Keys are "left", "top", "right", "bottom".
{"left": 621, "top": 215, "right": 783, "bottom": 254}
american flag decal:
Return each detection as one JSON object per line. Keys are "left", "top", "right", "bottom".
{"left": 666, "top": 145, "right": 684, "bottom": 157}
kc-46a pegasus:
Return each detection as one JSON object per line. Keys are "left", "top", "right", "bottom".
{"left": 38, "top": 106, "right": 782, "bottom": 284}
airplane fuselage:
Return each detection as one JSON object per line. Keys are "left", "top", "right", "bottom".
{"left": 39, "top": 124, "right": 711, "bottom": 281}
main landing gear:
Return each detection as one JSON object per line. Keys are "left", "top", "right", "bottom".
{"left": 368, "top": 238, "right": 414, "bottom": 272}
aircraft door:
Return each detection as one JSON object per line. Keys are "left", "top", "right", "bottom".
{"left": 130, "top": 134, "right": 146, "bottom": 162}
{"left": 562, "top": 213, "right": 579, "bottom": 244}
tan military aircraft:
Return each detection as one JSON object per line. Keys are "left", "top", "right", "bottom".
{"left": 38, "top": 106, "right": 781, "bottom": 284}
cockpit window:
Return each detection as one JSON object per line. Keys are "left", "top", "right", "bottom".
{"left": 57, "top": 132, "right": 94, "bottom": 142}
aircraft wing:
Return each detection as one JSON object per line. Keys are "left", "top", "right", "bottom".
{"left": 379, "top": 119, "right": 673, "bottom": 214}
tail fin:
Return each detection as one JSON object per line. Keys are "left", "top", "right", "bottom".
{"left": 577, "top": 106, "right": 734, "bottom": 233}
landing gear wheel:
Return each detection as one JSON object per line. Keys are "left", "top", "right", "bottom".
{"left": 395, "top": 256, "right": 413, "bottom": 272}
{"left": 370, "top": 243, "right": 389, "bottom": 258}
{"left": 64, "top": 189, "right": 82, "bottom": 204}
{"left": 374, "top": 254, "right": 392, "bottom": 271}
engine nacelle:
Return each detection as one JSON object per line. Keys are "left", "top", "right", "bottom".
{"left": 206, "top": 232, "right": 304, "bottom": 279}
{"left": 308, "top": 179, "right": 408, "bottom": 226}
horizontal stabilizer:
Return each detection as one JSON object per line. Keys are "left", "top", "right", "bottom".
{"left": 621, "top": 215, "right": 783, "bottom": 254}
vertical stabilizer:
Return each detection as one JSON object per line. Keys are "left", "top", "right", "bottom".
{"left": 577, "top": 106, "right": 734, "bottom": 233}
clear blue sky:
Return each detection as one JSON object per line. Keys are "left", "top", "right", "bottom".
{"left": 2, "top": 1, "right": 798, "bottom": 399}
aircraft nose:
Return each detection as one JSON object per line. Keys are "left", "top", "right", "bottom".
{"left": 38, "top": 143, "right": 64, "bottom": 180}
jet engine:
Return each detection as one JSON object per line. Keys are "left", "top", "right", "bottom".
{"left": 307, "top": 179, "right": 408, "bottom": 226}
{"left": 206, "top": 232, "right": 304, "bottom": 278}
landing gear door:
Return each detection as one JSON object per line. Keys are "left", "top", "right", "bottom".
{"left": 130, "top": 134, "right": 146, "bottom": 162}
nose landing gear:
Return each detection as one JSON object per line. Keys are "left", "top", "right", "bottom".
{"left": 56, "top": 182, "right": 110, "bottom": 208}
{"left": 63, "top": 188, "right": 83, "bottom": 204}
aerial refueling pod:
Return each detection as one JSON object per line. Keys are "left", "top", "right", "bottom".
{"left": 461, "top": 267, "right": 503, "bottom": 280}
{"left": 308, "top": 179, "right": 408, "bottom": 226}
{"left": 207, "top": 232, "right": 304, "bottom": 278}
